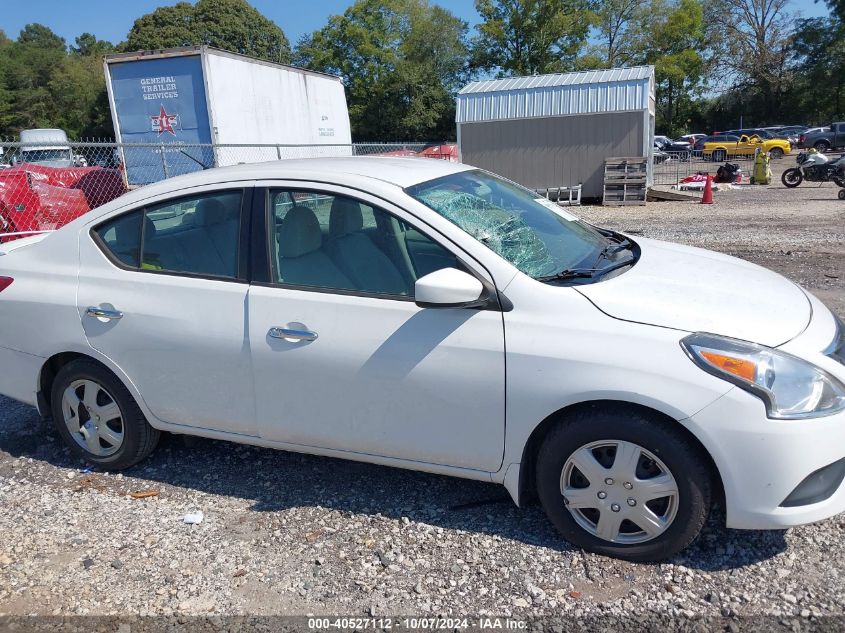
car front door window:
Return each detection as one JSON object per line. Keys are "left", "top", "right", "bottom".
{"left": 268, "top": 189, "right": 460, "bottom": 297}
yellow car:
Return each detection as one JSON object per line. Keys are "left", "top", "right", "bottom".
{"left": 702, "top": 134, "right": 791, "bottom": 161}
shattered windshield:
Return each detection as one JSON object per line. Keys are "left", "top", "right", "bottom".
{"left": 406, "top": 170, "right": 607, "bottom": 279}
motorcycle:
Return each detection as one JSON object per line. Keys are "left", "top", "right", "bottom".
{"left": 781, "top": 150, "right": 845, "bottom": 188}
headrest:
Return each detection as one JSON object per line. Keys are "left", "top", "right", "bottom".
{"left": 278, "top": 205, "right": 322, "bottom": 258}
{"left": 194, "top": 197, "right": 234, "bottom": 227}
{"left": 329, "top": 197, "right": 364, "bottom": 239}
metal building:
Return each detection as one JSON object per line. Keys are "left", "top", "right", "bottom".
{"left": 456, "top": 66, "right": 656, "bottom": 199}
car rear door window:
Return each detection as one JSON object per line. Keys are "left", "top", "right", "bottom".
{"left": 95, "top": 210, "right": 143, "bottom": 267}
{"left": 268, "top": 189, "right": 460, "bottom": 297}
{"left": 94, "top": 190, "right": 243, "bottom": 279}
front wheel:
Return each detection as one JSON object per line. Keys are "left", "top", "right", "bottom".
{"left": 781, "top": 168, "right": 803, "bottom": 188}
{"left": 536, "top": 407, "right": 712, "bottom": 562}
{"left": 51, "top": 359, "right": 160, "bottom": 470}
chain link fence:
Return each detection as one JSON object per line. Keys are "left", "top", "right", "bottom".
{"left": 653, "top": 150, "right": 756, "bottom": 186}
{"left": 0, "top": 140, "right": 453, "bottom": 241}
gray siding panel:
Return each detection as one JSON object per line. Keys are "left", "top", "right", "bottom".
{"left": 459, "top": 111, "right": 645, "bottom": 199}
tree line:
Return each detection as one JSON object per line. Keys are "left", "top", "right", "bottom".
{"left": 0, "top": 0, "right": 842, "bottom": 141}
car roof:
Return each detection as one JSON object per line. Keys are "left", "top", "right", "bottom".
{"left": 116, "top": 157, "right": 475, "bottom": 207}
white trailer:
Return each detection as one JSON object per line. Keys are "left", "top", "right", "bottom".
{"left": 104, "top": 46, "right": 352, "bottom": 184}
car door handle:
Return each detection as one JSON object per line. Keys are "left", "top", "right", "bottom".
{"left": 268, "top": 327, "right": 318, "bottom": 342}
{"left": 85, "top": 306, "right": 123, "bottom": 321}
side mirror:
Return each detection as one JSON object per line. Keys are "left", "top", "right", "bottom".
{"left": 415, "top": 268, "right": 486, "bottom": 309}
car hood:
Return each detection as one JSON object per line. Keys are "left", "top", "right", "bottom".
{"left": 576, "top": 237, "right": 811, "bottom": 347}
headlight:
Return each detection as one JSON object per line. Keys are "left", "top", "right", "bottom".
{"left": 681, "top": 333, "right": 845, "bottom": 419}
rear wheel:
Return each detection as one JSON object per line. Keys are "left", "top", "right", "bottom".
{"left": 712, "top": 149, "right": 726, "bottom": 162}
{"left": 781, "top": 168, "right": 803, "bottom": 188}
{"left": 51, "top": 360, "right": 160, "bottom": 470}
{"left": 814, "top": 141, "right": 831, "bottom": 152}
{"left": 769, "top": 147, "right": 784, "bottom": 159}
{"left": 536, "top": 407, "right": 712, "bottom": 562}
{"left": 839, "top": 189, "right": 845, "bottom": 200}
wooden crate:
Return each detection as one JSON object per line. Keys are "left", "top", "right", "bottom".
{"left": 603, "top": 157, "right": 648, "bottom": 206}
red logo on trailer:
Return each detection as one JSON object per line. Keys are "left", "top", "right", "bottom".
{"left": 151, "top": 105, "right": 178, "bottom": 136}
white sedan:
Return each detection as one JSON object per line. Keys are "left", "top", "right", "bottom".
{"left": 1, "top": 158, "right": 844, "bottom": 561}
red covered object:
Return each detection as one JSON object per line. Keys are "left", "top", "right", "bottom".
{"left": 420, "top": 143, "right": 459, "bottom": 162}
{"left": 0, "top": 164, "right": 126, "bottom": 242}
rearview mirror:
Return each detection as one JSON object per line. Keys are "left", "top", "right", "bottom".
{"left": 415, "top": 268, "right": 486, "bottom": 309}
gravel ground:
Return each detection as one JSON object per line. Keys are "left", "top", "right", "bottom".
{"left": 1, "top": 168, "right": 844, "bottom": 629}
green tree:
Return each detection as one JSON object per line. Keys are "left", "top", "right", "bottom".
{"left": 0, "top": 24, "right": 67, "bottom": 133}
{"left": 471, "top": 0, "right": 594, "bottom": 76}
{"left": 590, "top": 0, "right": 641, "bottom": 67}
{"left": 790, "top": 1, "right": 845, "bottom": 123}
{"left": 0, "top": 24, "right": 115, "bottom": 138}
{"left": 126, "top": 0, "right": 291, "bottom": 64}
{"left": 639, "top": 0, "right": 706, "bottom": 136}
{"left": 72, "top": 33, "right": 115, "bottom": 57}
{"left": 705, "top": 0, "right": 795, "bottom": 124}
{"left": 295, "top": 0, "right": 469, "bottom": 140}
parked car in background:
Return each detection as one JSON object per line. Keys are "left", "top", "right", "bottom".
{"left": 775, "top": 125, "right": 809, "bottom": 137}
{"left": 664, "top": 134, "right": 706, "bottom": 159}
{"left": 676, "top": 133, "right": 707, "bottom": 145}
{"left": 654, "top": 135, "right": 672, "bottom": 150}
{"left": 2, "top": 157, "right": 844, "bottom": 563}
{"left": 703, "top": 134, "right": 791, "bottom": 161}
{"left": 725, "top": 128, "right": 789, "bottom": 141}
{"left": 798, "top": 123, "right": 845, "bottom": 151}
{"left": 803, "top": 126, "right": 828, "bottom": 136}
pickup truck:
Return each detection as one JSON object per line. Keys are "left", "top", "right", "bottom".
{"left": 702, "top": 134, "right": 791, "bottom": 161}
{"left": 798, "top": 123, "right": 845, "bottom": 151}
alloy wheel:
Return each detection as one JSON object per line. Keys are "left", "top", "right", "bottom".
{"left": 61, "top": 379, "right": 125, "bottom": 457}
{"left": 560, "top": 440, "right": 679, "bottom": 544}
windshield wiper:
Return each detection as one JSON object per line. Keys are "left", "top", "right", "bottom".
{"left": 592, "top": 236, "right": 633, "bottom": 268}
{"left": 537, "top": 258, "right": 635, "bottom": 283}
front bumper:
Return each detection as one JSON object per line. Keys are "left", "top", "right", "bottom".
{"left": 684, "top": 292, "right": 845, "bottom": 530}
{"left": 684, "top": 388, "right": 845, "bottom": 529}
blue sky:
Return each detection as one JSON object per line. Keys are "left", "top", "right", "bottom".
{"left": 2, "top": 0, "right": 831, "bottom": 47}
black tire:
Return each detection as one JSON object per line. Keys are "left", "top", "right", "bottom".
{"left": 536, "top": 406, "right": 712, "bottom": 562}
{"left": 712, "top": 149, "right": 726, "bottom": 162}
{"left": 781, "top": 168, "right": 803, "bottom": 188}
{"left": 839, "top": 189, "right": 845, "bottom": 200}
{"left": 814, "top": 141, "right": 830, "bottom": 152}
{"left": 50, "top": 359, "right": 160, "bottom": 470}
{"left": 769, "top": 147, "right": 784, "bottom": 159}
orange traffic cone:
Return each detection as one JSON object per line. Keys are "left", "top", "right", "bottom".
{"left": 701, "top": 174, "right": 714, "bottom": 204}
